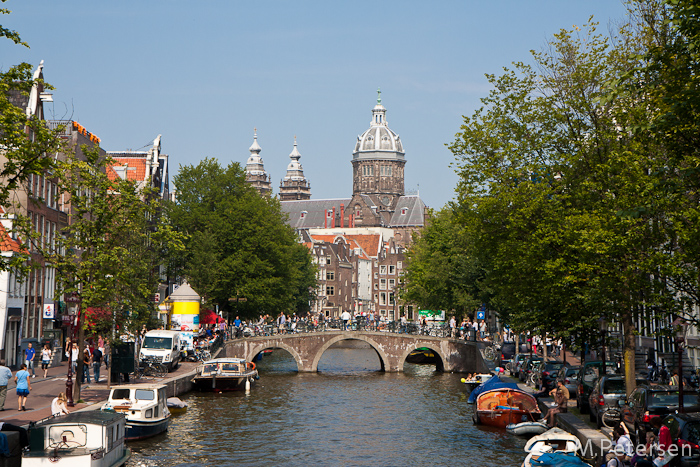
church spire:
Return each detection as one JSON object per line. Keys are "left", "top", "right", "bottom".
{"left": 244, "top": 128, "right": 271, "bottom": 196}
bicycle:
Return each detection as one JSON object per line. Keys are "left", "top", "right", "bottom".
{"left": 483, "top": 342, "right": 501, "bottom": 362}
{"left": 195, "top": 348, "right": 212, "bottom": 361}
{"left": 133, "top": 361, "right": 168, "bottom": 379}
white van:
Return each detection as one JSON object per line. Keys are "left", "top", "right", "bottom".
{"left": 139, "top": 330, "right": 182, "bottom": 371}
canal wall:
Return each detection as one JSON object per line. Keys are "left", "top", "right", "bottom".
{"left": 537, "top": 397, "right": 610, "bottom": 466}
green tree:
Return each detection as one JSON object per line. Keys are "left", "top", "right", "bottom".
{"left": 168, "top": 158, "right": 316, "bottom": 320}
{"left": 43, "top": 146, "right": 184, "bottom": 399}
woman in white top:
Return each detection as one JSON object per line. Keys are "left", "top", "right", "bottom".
{"left": 41, "top": 344, "right": 52, "bottom": 378}
{"left": 51, "top": 392, "right": 69, "bottom": 417}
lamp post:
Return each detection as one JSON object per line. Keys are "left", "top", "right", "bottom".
{"left": 64, "top": 292, "right": 81, "bottom": 407}
{"left": 675, "top": 318, "right": 689, "bottom": 413}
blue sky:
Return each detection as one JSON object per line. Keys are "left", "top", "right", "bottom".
{"left": 1, "top": 1, "right": 629, "bottom": 210}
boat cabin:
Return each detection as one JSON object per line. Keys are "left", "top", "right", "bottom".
{"left": 103, "top": 384, "right": 169, "bottom": 424}
{"left": 24, "top": 411, "right": 129, "bottom": 466}
{"left": 200, "top": 358, "right": 250, "bottom": 376}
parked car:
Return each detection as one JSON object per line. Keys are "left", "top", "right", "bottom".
{"left": 510, "top": 354, "right": 528, "bottom": 377}
{"left": 660, "top": 412, "right": 700, "bottom": 467}
{"left": 500, "top": 342, "right": 516, "bottom": 369}
{"left": 556, "top": 365, "right": 580, "bottom": 396}
{"left": 621, "top": 385, "right": 700, "bottom": 443}
{"left": 519, "top": 356, "right": 543, "bottom": 383}
{"left": 539, "top": 361, "right": 566, "bottom": 391}
{"left": 576, "top": 360, "right": 620, "bottom": 414}
{"left": 588, "top": 375, "right": 647, "bottom": 428}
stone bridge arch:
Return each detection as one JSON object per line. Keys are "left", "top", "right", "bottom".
{"left": 310, "top": 335, "right": 389, "bottom": 372}
{"left": 247, "top": 341, "right": 305, "bottom": 371}
{"left": 397, "top": 344, "right": 446, "bottom": 372}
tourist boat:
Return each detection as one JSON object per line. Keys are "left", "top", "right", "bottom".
{"left": 193, "top": 357, "right": 259, "bottom": 392}
{"left": 522, "top": 427, "right": 591, "bottom": 467}
{"left": 102, "top": 383, "right": 171, "bottom": 440}
{"left": 473, "top": 388, "right": 540, "bottom": 428}
{"left": 506, "top": 420, "right": 548, "bottom": 437}
{"left": 23, "top": 411, "right": 131, "bottom": 467}
{"left": 406, "top": 347, "right": 438, "bottom": 364}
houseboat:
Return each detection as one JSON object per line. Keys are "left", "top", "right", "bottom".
{"left": 23, "top": 411, "right": 131, "bottom": 467}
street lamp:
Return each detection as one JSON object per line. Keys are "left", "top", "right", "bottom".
{"left": 675, "top": 318, "right": 690, "bottom": 413}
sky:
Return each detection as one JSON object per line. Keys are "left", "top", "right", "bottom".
{"left": 1, "top": 1, "right": 630, "bottom": 210}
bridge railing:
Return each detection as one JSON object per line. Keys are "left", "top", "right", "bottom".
{"left": 229, "top": 319, "right": 482, "bottom": 341}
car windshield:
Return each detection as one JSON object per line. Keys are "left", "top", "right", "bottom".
{"left": 143, "top": 337, "right": 172, "bottom": 350}
{"left": 650, "top": 391, "right": 700, "bottom": 407}
{"left": 545, "top": 363, "right": 564, "bottom": 371}
{"left": 603, "top": 380, "right": 626, "bottom": 393}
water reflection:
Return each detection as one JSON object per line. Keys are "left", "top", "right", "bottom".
{"left": 127, "top": 347, "right": 526, "bottom": 466}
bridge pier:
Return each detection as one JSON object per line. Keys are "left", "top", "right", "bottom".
{"left": 224, "top": 331, "right": 490, "bottom": 374}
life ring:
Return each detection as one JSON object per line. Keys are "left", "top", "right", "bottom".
{"left": 247, "top": 361, "right": 256, "bottom": 371}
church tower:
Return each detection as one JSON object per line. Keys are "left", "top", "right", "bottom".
{"left": 244, "top": 129, "right": 272, "bottom": 196}
{"left": 279, "top": 137, "right": 311, "bottom": 201}
{"left": 351, "top": 89, "right": 405, "bottom": 209}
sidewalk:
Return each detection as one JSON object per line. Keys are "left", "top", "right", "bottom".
{"left": 0, "top": 360, "right": 110, "bottom": 426}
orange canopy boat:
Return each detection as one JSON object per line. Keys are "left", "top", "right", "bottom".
{"left": 473, "top": 388, "right": 541, "bottom": 428}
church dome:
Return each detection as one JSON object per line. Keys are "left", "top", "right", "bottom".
{"left": 245, "top": 129, "right": 267, "bottom": 176}
{"left": 353, "top": 90, "right": 404, "bottom": 160}
{"left": 284, "top": 137, "right": 306, "bottom": 181}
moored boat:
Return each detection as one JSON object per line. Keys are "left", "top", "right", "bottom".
{"left": 522, "top": 427, "right": 591, "bottom": 467}
{"left": 166, "top": 397, "right": 188, "bottom": 414}
{"left": 193, "top": 357, "right": 259, "bottom": 392}
{"left": 506, "top": 420, "right": 548, "bottom": 436}
{"left": 462, "top": 373, "right": 495, "bottom": 391}
{"left": 102, "top": 384, "right": 171, "bottom": 441}
{"left": 473, "top": 388, "right": 540, "bottom": 428}
{"left": 23, "top": 411, "right": 131, "bottom": 467}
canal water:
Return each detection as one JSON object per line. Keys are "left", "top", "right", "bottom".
{"left": 127, "top": 343, "right": 528, "bottom": 466}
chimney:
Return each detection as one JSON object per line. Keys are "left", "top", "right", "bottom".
{"left": 324, "top": 210, "right": 328, "bottom": 229}
{"left": 349, "top": 214, "right": 354, "bottom": 228}
{"left": 340, "top": 204, "right": 345, "bottom": 228}
{"left": 332, "top": 207, "right": 336, "bottom": 228}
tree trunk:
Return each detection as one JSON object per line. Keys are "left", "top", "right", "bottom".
{"left": 622, "top": 309, "right": 637, "bottom": 397}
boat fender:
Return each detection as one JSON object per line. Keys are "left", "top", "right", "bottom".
{"left": 245, "top": 378, "right": 251, "bottom": 392}
{"left": 247, "top": 361, "right": 256, "bottom": 371}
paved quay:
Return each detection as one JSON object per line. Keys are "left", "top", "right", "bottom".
{"left": 0, "top": 360, "right": 201, "bottom": 427}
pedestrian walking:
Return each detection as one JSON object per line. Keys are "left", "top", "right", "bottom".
{"left": 67, "top": 343, "right": 78, "bottom": 374}
{"left": 92, "top": 346, "right": 103, "bottom": 383}
{"left": 41, "top": 343, "right": 52, "bottom": 378}
{"left": 82, "top": 347, "right": 92, "bottom": 383}
{"left": 24, "top": 342, "right": 36, "bottom": 378}
{"left": 15, "top": 364, "right": 31, "bottom": 411}
{"left": 0, "top": 360, "right": 11, "bottom": 411}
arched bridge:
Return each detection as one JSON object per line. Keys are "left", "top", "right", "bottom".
{"left": 223, "top": 331, "right": 492, "bottom": 373}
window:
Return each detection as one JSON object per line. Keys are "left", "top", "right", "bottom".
{"left": 326, "top": 286, "right": 335, "bottom": 296}
{"left": 401, "top": 208, "right": 408, "bottom": 215}
{"left": 389, "top": 279, "right": 395, "bottom": 289}
{"left": 380, "top": 279, "right": 386, "bottom": 290}
{"left": 389, "top": 293, "right": 395, "bottom": 305}
{"left": 300, "top": 211, "right": 306, "bottom": 219}
{"left": 145, "top": 408, "right": 153, "bottom": 419}
{"left": 380, "top": 293, "right": 387, "bottom": 305}
{"left": 326, "top": 271, "right": 334, "bottom": 281}
{"left": 380, "top": 265, "right": 387, "bottom": 275}
{"left": 388, "top": 265, "right": 395, "bottom": 275}
{"left": 397, "top": 261, "right": 402, "bottom": 269}
{"left": 374, "top": 283, "right": 378, "bottom": 290}
{"left": 326, "top": 255, "right": 331, "bottom": 266}
{"left": 380, "top": 309, "right": 386, "bottom": 316}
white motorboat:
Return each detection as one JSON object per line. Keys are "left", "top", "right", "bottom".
{"left": 23, "top": 411, "right": 131, "bottom": 467}
{"left": 506, "top": 420, "right": 548, "bottom": 436}
{"left": 522, "top": 427, "right": 591, "bottom": 467}
{"left": 193, "top": 357, "right": 258, "bottom": 392}
{"left": 102, "top": 383, "right": 171, "bottom": 440}
{"left": 461, "top": 373, "right": 493, "bottom": 390}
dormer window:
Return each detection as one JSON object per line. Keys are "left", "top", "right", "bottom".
{"left": 300, "top": 211, "right": 307, "bottom": 219}
{"left": 401, "top": 208, "right": 408, "bottom": 215}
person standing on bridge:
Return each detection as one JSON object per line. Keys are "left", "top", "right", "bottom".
{"left": 341, "top": 310, "right": 351, "bottom": 330}
{"left": 449, "top": 316, "right": 456, "bottom": 338}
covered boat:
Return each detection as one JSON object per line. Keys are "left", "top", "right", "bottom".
{"left": 193, "top": 357, "right": 259, "bottom": 392}
{"left": 23, "top": 411, "right": 131, "bottom": 467}
{"left": 102, "top": 384, "right": 171, "bottom": 441}
{"left": 522, "top": 427, "right": 590, "bottom": 467}
{"left": 507, "top": 420, "right": 548, "bottom": 436}
{"left": 474, "top": 388, "right": 540, "bottom": 428}
{"left": 406, "top": 347, "right": 438, "bottom": 364}
{"left": 467, "top": 374, "right": 520, "bottom": 404}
